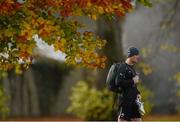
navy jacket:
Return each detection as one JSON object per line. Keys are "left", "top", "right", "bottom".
{"left": 115, "top": 63, "right": 140, "bottom": 102}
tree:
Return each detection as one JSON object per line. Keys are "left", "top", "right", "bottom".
{"left": 0, "top": 0, "right": 151, "bottom": 73}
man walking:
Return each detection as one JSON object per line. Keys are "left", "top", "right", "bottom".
{"left": 116, "top": 47, "right": 142, "bottom": 122}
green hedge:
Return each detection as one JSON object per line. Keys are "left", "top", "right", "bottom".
{"left": 67, "top": 81, "right": 115, "bottom": 120}
{"left": 67, "top": 81, "right": 153, "bottom": 120}
{"left": 0, "top": 86, "right": 9, "bottom": 118}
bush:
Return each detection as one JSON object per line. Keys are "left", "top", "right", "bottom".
{"left": 0, "top": 86, "right": 9, "bottom": 118}
{"left": 137, "top": 83, "right": 154, "bottom": 114}
{"left": 67, "top": 81, "right": 115, "bottom": 120}
{"left": 67, "top": 81, "right": 154, "bottom": 120}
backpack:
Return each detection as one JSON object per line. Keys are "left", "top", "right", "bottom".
{"left": 106, "top": 63, "right": 122, "bottom": 93}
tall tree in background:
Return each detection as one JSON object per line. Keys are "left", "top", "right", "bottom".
{"left": 96, "top": 17, "right": 124, "bottom": 88}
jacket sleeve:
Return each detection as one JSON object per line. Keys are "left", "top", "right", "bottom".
{"left": 115, "top": 66, "right": 134, "bottom": 89}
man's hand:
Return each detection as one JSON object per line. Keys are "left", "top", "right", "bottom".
{"left": 133, "top": 75, "right": 139, "bottom": 84}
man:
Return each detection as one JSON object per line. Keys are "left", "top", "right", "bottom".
{"left": 116, "top": 46, "right": 142, "bottom": 122}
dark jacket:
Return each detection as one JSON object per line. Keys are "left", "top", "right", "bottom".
{"left": 115, "top": 63, "right": 140, "bottom": 102}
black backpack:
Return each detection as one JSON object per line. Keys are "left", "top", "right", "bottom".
{"left": 106, "top": 63, "right": 122, "bottom": 93}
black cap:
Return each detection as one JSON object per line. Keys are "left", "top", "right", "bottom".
{"left": 127, "top": 46, "right": 139, "bottom": 57}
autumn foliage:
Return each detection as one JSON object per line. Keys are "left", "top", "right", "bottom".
{"left": 0, "top": 0, "right": 136, "bottom": 72}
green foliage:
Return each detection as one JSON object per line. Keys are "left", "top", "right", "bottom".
{"left": 137, "top": 0, "right": 153, "bottom": 7}
{"left": 137, "top": 62, "right": 153, "bottom": 76}
{"left": 174, "top": 72, "right": 180, "bottom": 84}
{"left": 161, "top": 43, "right": 180, "bottom": 53}
{"left": 67, "top": 81, "right": 154, "bottom": 120}
{"left": 137, "top": 83, "right": 154, "bottom": 114}
{"left": 0, "top": 71, "right": 7, "bottom": 80}
{"left": 0, "top": 86, "right": 9, "bottom": 118}
{"left": 141, "top": 47, "right": 152, "bottom": 58}
{"left": 67, "top": 81, "right": 114, "bottom": 120}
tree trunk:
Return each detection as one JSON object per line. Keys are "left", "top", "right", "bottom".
{"left": 96, "top": 17, "right": 124, "bottom": 89}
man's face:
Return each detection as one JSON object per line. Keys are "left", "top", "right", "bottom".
{"left": 130, "top": 55, "right": 140, "bottom": 64}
